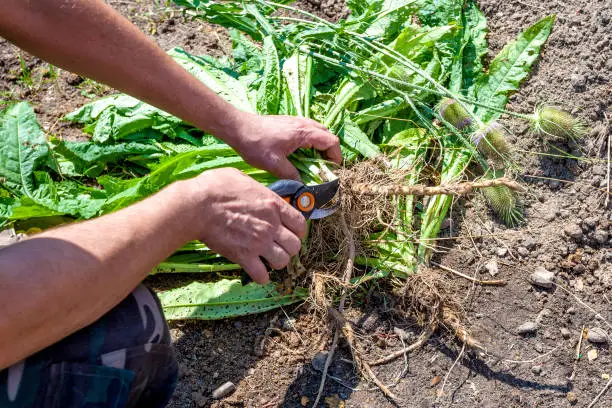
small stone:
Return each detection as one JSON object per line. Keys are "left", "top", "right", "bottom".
{"left": 301, "top": 396, "right": 310, "bottom": 407}
{"left": 517, "top": 321, "right": 538, "bottom": 335}
{"left": 312, "top": 351, "right": 328, "bottom": 372}
{"left": 212, "top": 382, "right": 236, "bottom": 399}
{"left": 247, "top": 368, "right": 256, "bottom": 376}
{"left": 496, "top": 247, "right": 508, "bottom": 257}
{"left": 587, "top": 349, "right": 598, "bottom": 361}
{"left": 567, "top": 391, "right": 578, "bottom": 404}
{"left": 570, "top": 73, "right": 586, "bottom": 89}
{"left": 440, "top": 218, "right": 453, "bottom": 230}
{"left": 592, "top": 165, "right": 606, "bottom": 176}
{"left": 530, "top": 267, "right": 555, "bottom": 289}
{"left": 518, "top": 247, "right": 530, "bottom": 257}
{"left": 567, "top": 307, "right": 577, "bottom": 314}
{"left": 587, "top": 327, "right": 608, "bottom": 343}
{"left": 564, "top": 224, "right": 583, "bottom": 240}
{"left": 561, "top": 328, "right": 571, "bottom": 339}
{"left": 583, "top": 217, "right": 598, "bottom": 229}
{"left": 522, "top": 237, "right": 537, "bottom": 250}
{"left": 544, "top": 212, "right": 556, "bottom": 222}
{"left": 534, "top": 343, "right": 544, "bottom": 353}
{"left": 531, "top": 365, "right": 543, "bottom": 374}
{"left": 484, "top": 258, "right": 499, "bottom": 276}
{"left": 574, "top": 278, "right": 584, "bottom": 291}
{"left": 282, "top": 317, "right": 296, "bottom": 331}
{"left": 593, "top": 230, "right": 608, "bottom": 244}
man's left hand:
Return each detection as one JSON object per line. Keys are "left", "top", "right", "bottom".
{"left": 226, "top": 112, "right": 342, "bottom": 180}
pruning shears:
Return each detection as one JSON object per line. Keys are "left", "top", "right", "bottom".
{"left": 241, "top": 178, "right": 341, "bottom": 285}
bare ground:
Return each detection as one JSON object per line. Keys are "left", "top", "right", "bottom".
{"left": 0, "top": 1, "right": 610, "bottom": 407}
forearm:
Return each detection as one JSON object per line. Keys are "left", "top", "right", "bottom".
{"left": 0, "top": 0, "right": 245, "bottom": 144}
{"left": 0, "top": 180, "right": 194, "bottom": 370}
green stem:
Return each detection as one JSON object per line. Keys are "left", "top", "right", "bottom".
{"left": 152, "top": 262, "right": 241, "bottom": 274}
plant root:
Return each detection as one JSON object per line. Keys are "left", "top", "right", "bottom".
{"left": 350, "top": 177, "right": 525, "bottom": 196}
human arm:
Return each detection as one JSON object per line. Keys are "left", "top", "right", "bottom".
{"left": 0, "top": 168, "right": 306, "bottom": 370}
{"left": 0, "top": 0, "right": 342, "bottom": 179}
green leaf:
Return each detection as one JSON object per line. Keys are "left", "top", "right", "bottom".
{"left": 159, "top": 279, "right": 308, "bottom": 320}
{"left": 474, "top": 15, "right": 555, "bottom": 121}
{"left": 363, "top": 0, "right": 419, "bottom": 40}
{"left": 416, "top": 0, "right": 463, "bottom": 26}
{"left": 462, "top": 0, "right": 488, "bottom": 96}
{"left": 338, "top": 116, "right": 381, "bottom": 159}
{"left": 257, "top": 36, "right": 281, "bottom": 115}
{"left": 282, "top": 51, "right": 314, "bottom": 117}
{"left": 0, "top": 102, "right": 51, "bottom": 196}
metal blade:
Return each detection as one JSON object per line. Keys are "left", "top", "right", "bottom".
{"left": 309, "top": 204, "right": 340, "bottom": 220}
{"left": 310, "top": 178, "right": 340, "bottom": 209}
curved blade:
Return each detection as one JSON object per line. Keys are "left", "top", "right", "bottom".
{"left": 308, "top": 179, "right": 340, "bottom": 219}
{"left": 311, "top": 179, "right": 340, "bottom": 209}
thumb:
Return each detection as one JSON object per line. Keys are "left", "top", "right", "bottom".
{"left": 272, "top": 157, "right": 301, "bottom": 181}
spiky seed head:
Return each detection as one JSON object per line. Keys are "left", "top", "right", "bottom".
{"left": 482, "top": 184, "right": 523, "bottom": 226}
{"left": 471, "top": 122, "right": 511, "bottom": 164}
{"left": 531, "top": 106, "right": 587, "bottom": 139}
{"left": 438, "top": 98, "right": 473, "bottom": 130}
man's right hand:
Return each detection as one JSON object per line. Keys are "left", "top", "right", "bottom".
{"left": 179, "top": 168, "right": 307, "bottom": 284}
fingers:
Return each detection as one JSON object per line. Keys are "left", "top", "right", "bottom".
{"left": 277, "top": 199, "right": 307, "bottom": 238}
{"left": 303, "top": 127, "right": 342, "bottom": 164}
{"left": 275, "top": 226, "right": 302, "bottom": 256}
{"left": 261, "top": 242, "right": 291, "bottom": 270}
{"left": 271, "top": 156, "right": 301, "bottom": 181}
{"left": 241, "top": 256, "right": 269, "bottom": 284}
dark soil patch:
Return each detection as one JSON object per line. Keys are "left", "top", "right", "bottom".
{"left": 1, "top": 1, "right": 609, "bottom": 407}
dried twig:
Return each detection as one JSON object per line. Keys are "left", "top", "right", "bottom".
{"left": 369, "top": 325, "right": 434, "bottom": 366}
{"left": 587, "top": 377, "right": 612, "bottom": 408}
{"left": 432, "top": 262, "right": 506, "bottom": 286}
{"left": 569, "top": 326, "right": 585, "bottom": 382}
{"left": 351, "top": 177, "right": 525, "bottom": 196}
{"left": 313, "top": 212, "right": 355, "bottom": 408}
{"left": 438, "top": 341, "right": 466, "bottom": 399}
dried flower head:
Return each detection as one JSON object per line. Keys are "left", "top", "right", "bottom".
{"left": 438, "top": 98, "right": 473, "bottom": 130}
{"left": 531, "top": 106, "right": 587, "bottom": 139}
{"left": 471, "top": 122, "right": 511, "bottom": 164}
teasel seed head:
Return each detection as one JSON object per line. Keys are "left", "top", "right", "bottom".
{"left": 531, "top": 106, "right": 587, "bottom": 139}
{"left": 438, "top": 98, "right": 473, "bottom": 130}
{"left": 481, "top": 171, "right": 523, "bottom": 226}
{"left": 471, "top": 122, "right": 511, "bottom": 164}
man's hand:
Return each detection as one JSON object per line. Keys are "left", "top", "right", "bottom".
{"left": 222, "top": 113, "right": 342, "bottom": 180}
{"left": 183, "top": 168, "right": 307, "bottom": 283}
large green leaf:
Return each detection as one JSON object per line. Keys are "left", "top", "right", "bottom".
{"left": 338, "top": 116, "right": 381, "bottom": 160}
{"left": 474, "top": 15, "right": 555, "bottom": 121}
{"left": 462, "top": 0, "right": 488, "bottom": 96}
{"left": 159, "top": 279, "right": 308, "bottom": 320}
{"left": 0, "top": 102, "right": 51, "bottom": 196}
{"left": 257, "top": 36, "right": 281, "bottom": 115}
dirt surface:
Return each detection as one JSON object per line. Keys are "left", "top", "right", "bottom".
{"left": 1, "top": 1, "right": 610, "bottom": 407}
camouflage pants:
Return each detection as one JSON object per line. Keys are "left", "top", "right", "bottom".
{"left": 0, "top": 285, "right": 178, "bottom": 408}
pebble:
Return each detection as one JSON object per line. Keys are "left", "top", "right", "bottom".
{"left": 587, "top": 349, "right": 598, "bottom": 361}
{"left": 592, "top": 230, "right": 608, "bottom": 244}
{"left": 560, "top": 328, "right": 571, "bottom": 339}
{"left": 587, "top": 327, "right": 608, "bottom": 343}
{"left": 282, "top": 317, "right": 296, "bottom": 331}
{"left": 247, "top": 368, "right": 256, "bottom": 376}
{"left": 570, "top": 73, "right": 586, "bottom": 89}
{"left": 564, "top": 224, "right": 583, "bottom": 240}
{"left": 522, "top": 237, "right": 537, "bottom": 250}
{"left": 592, "top": 165, "right": 606, "bottom": 176}
{"left": 212, "top": 382, "right": 236, "bottom": 399}
{"left": 496, "top": 247, "right": 508, "bottom": 257}
{"left": 534, "top": 343, "right": 544, "bottom": 353}
{"left": 567, "top": 391, "right": 578, "bottom": 404}
{"left": 531, "top": 365, "right": 543, "bottom": 374}
{"left": 483, "top": 258, "right": 499, "bottom": 276}
{"left": 530, "top": 267, "right": 555, "bottom": 289}
{"left": 312, "top": 351, "right": 329, "bottom": 372}
{"left": 517, "top": 247, "right": 530, "bottom": 257}
{"left": 393, "top": 327, "right": 412, "bottom": 341}
{"left": 517, "top": 321, "right": 538, "bottom": 335}
{"left": 544, "top": 212, "right": 556, "bottom": 222}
